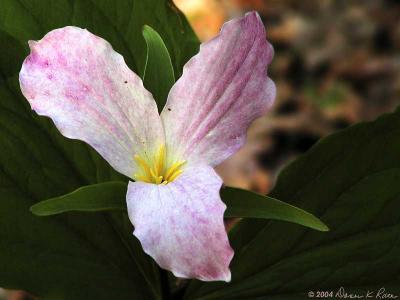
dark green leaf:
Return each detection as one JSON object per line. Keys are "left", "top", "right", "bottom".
{"left": 143, "top": 25, "right": 175, "bottom": 111}
{"left": 31, "top": 182, "right": 127, "bottom": 216}
{"left": 184, "top": 108, "right": 400, "bottom": 300}
{"left": 30, "top": 181, "right": 327, "bottom": 233}
{"left": 0, "top": 0, "right": 199, "bottom": 299}
{"left": 222, "top": 187, "right": 328, "bottom": 232}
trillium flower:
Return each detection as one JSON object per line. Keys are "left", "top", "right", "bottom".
{"left": 19, "top": 12, "right": 275, "bottom": 282}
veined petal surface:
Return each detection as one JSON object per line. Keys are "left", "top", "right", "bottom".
{"left": 126, "top": 165, "right": 234, "bottom": 281}
{"left": 19, "top": 27, "right": 164, "bottom": 178}
{"left": 161, "top": 12, "right": 275, "bottom": 167}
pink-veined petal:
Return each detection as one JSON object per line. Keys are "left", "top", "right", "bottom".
{"left": 126, "top": 165, "right": 234, "bottom": 281}
{"left": 161, "top": 12, "right": 275, "bottom": 166}
{"left": 19, "top": 26, "right": 164, "bottom": 178}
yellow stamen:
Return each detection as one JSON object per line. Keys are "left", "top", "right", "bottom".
{"left": 150, "top": 168, "right": 163, "bottom": 184}
{"left": 133, "top": 173, "right": 151, "bottom": 183}
{"left": 156, "top": 145, "right": 165, "bottom": 175}
{"left": 134, "top": 155, "right": 151, "bottom": 178}
{"left": 164, "top": 160, "right": 186, "bottom": 181}
{"left": 168, "top": 169, "right": 183, "bottom": 182}
{"left": 133, "top": 145, "right": 186, "bottom": 185}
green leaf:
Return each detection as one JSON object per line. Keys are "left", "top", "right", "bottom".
{"left": 222, "top": 187, "right": 328, "bottom": 232}
{"left": 0, "top": 0, "right": 199, "bottom": 299}
{"left": 184, "top": 108, "right": 400, "bottom": 300}
{"left": 143, "top": 25, "right": 175, "bottom": 111}
{"left": 31, "top": 182, "right": 127, "bottom": 216}
{"left": 30, "top": 181, "right": 327, "bottom": 232}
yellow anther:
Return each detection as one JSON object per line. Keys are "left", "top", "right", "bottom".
{"left": 164, "top": 160, "right": 187, "bottom": 181}
{"left": 168, "top": 169, "right": 183, "bottom": 182}
{"left": 133, "top": 173, "right": 151, "bottom": 183}
{"left": 134, "top": 155, "right": 151, "bottom": 177}
{"left": 133, "top": 145, "right": 185, "bottom": 185}
{"left": 150, "top": 168, "right": 163, "bottom": 184}
{"left": 156, "top": 145, "right": 165, "bottom": 175}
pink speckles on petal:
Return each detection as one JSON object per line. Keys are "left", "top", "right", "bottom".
{"left": 19, "top": 26, "right": 164, "bottom": 178}
{"left": 161, "top": 12, "right": 275, "bottom": 167}
{"left": 18, "top": 16, "right": 273, "bottom": 283}
{"left": 126, "top": 165, "right": 234, "bottom": 282}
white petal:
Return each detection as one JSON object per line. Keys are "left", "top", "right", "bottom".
{"left": 161, "top": 12, "right": 275, "bottom": 167}
{"left": 19, "top": 26, "right": 164, "bottom": 178}
{"left": 126, "top": 165, "right": 234, "bottom": 281}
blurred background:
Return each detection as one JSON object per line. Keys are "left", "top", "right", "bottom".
{"left": 175, "top": 0, "right": 400, "bottom": 195}
{"left": 1, "top": 0, "right": 399, "bottom": 299}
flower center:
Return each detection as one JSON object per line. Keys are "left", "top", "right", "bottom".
{"left": 133, "top": 145, "right": 186, "bottom": 184}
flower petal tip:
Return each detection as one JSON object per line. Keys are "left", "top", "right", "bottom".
{"left": 244, "top": 10, "right": 262, "bottom": 22}
{"left": 132, "top": 227, "right": 233, "bottom": 282}
{"left": 19, "top": 26, "right": 164, "bottom": 179}
{"left": 27, "top": 40, "right": 38, "bottom": 50}
{"left": 161, "top": 11, "right": 275, "bottom": 167}
{"left": 127, "top": 166, "right": 235, "bottom": 282}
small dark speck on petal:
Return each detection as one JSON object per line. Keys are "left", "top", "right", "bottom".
{"left": 168, "top": 108, "right": 171, "bottom": 111}
{"left": 124, "top": 80, "right": 128, "bottom": 84}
